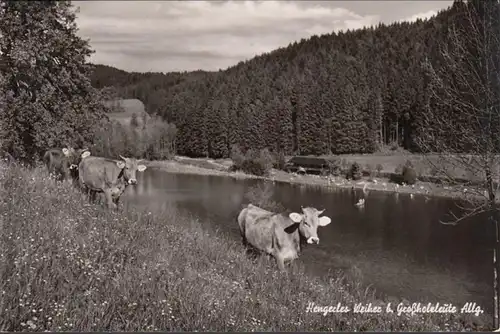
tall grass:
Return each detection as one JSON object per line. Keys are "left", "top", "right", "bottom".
{"left": 0, "top": 163, "right": 489, "bottom": 331}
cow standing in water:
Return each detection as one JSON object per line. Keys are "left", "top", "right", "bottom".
{"left": 43, "top": 147, "right": 90, "bottom": 182}
{"left": 78, "top": 155, "right": 147, "bottom": 209}
{"left": 237, "top": 204, "right": 331, "bottom": 271}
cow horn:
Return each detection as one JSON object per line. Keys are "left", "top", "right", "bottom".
{"left": 119, "top": 155, "right": 127, "bottom": 161}
{"left": 318, "top": 209, "right": 325, "bottom": 215}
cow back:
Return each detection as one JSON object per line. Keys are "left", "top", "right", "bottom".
{"left": 79, "top": 157, "right": 124, "bottom": 191}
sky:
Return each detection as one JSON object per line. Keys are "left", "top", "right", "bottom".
{"left": 74, "top": 0, "right": 453, "bottom": 74}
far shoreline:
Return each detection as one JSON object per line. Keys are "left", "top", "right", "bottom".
{"left": 145, "top": 157, "right": 494, "bottom": 205}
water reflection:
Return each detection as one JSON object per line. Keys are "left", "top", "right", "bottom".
{"left": 123, "top": 169, "right": 493, "bottom": 313}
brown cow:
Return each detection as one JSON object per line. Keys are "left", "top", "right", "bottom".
{"left": 237, "top": 204, "right": 331, "bottom": 271}
{"left": 78, "top": 155, "right": 147, "bottom": 209}
{"left": 43, "top": 147, "right": 90, "bottom": 182}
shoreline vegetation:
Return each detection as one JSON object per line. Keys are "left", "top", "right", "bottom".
{"left": 147, "top": 153, "right": 495, "bottom": 204}
{"left": 0, "top": 162, "right": 490, "bottom": 331}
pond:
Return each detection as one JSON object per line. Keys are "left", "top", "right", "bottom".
{"left": 121, "top": 168, "right": 493, "bottom": 314}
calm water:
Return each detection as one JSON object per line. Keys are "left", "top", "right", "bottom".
{"left": 121, "top": 168, "right": 493, "bottom": 313}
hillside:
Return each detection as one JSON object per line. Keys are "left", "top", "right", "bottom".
{"left": 90, "top": 1, "right": 491, "bottom": 159}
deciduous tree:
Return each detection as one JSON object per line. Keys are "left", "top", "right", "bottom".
{"left": 0, "top": 0, "right": 108, "bottom": 162}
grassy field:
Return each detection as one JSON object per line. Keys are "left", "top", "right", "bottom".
{"left": 0, "top": 162, "right": 490, "bottom": 331}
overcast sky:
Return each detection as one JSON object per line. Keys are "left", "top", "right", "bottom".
{"left": 74, "top": 1, "right": 453, "bottom": 74}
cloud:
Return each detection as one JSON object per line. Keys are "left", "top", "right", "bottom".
{"left": 402, "top": 10, "right": 438, "bottom": 23}
{"left": 74, "top": 1, "right": 451, "bottom": 73}
{"left": 75, "top": 1, "right": 379, "bottom": 73}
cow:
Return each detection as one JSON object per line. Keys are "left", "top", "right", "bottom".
{"left": 43, "top": 147, "right": 90, "bottom": 182}
{"left": 237, "top": 204, "right": 331, "bottom": 271}
{"left": 78, "top": 155, "right": 147, "bottom": 209}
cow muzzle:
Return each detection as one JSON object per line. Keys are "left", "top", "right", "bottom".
{"left": 307, "top": 237, "right": 320, "bottom": 244}
{"left": 128, "top": 179, "right": 137, "bottom": 185}
{"left": 69, "top": 164, "right": 78, "bottom": 170}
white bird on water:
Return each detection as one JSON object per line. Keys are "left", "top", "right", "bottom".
{"left": 355, "top": 198, "right": 365, "bottom": 208}
{"left": 410, "top": 193, "right": 414, "bottom": 199}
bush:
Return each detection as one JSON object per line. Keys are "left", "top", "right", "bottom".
{"left": 376, "top": 164, "right": 383, "bottom": 176}
{"left": 347, "top": 162, "right": 362, "bottom": 181}
{"left": 244, "top": 183, "right": 284, "bottom": 212}
{"left": 230, "top": 144, "right": 245, "bottom": 169}
{"left": 328, "top": 159, "right": 342, "bottom": 176}
{"left": 230, "top": 146, "right": 273, "bottom": 176}
{"left": 402, "top": 165, "right": 417, "bottom": 185}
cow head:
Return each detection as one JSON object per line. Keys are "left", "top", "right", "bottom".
{"left": 116, "top": 155, "right": 147, "bottom": 185}
{"left": 288, "top": 206, "right": 331, "bottom": 244}
{"left": 64, "top": 147, "right": 90, "bottom": 170}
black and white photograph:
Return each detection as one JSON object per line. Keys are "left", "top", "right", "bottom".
{"left": 1, "top": 0, "right": 499, "bottom": 331}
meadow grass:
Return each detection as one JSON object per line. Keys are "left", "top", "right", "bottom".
{"left": 0, "top": 163, "right": 490, "bottom": 331}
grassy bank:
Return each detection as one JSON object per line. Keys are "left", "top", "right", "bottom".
{"left": 0, "top": 163, "right": 490, "bottom": 331}
{"left": 147, "top": 154, "right": 492, "bottom": 203}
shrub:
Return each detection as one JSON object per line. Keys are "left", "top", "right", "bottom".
{"left": 376, "top": 164, "right": 383, "bottom": 176}
{"left": 230, "top": 147, "right": 273, "bottom": 176}
{"left": 244, "top": 183, "right": 284, "bottom": 212}
{"left": 328, "top": 159, "right": 342, "bottom": 176}
{"left": 402, "top": 165, "right": 417, "bottom": 185}
{"left": 230, "top": 144, "right": 245, "bottom": 169}
{"left": 347, "top": 162, "right": 362, "bottom": 181}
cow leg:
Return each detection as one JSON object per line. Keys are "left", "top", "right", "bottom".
{"left": 112, "top": 196, "right": 121, "bottom": 209}
{"left": 103, "top": 189, "right": 117, "bottom": 209}
{"left": 87, "top": 189, "right": 97, "bottom": 203}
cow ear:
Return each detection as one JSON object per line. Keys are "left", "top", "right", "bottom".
{"left": 289, "top": 212, "right": 303, "bottom": 223}
{"left": 81, "top": 151, "right": 90, "bottom": 159}
{"left": 137, "top": 164, "right": 147, "bottom": 172}
{"left": 62, "top": 148, "right": 69, "bottom": 156}
{"left": 116, "top": 161, "right": 125, "bottom": 169}
{"left": 319, "top": 216, "right": 331, "bottom": 227}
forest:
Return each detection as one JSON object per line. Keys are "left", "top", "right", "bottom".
{"left": 89, "top": 0, "right": 499, "bottom": 159}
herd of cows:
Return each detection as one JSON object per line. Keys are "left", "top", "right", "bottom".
{"left": 43, "top": 146, "right": 147, "bottom": 209}
{"left": 42, "top": 146, "right": 332, "bottom": 271}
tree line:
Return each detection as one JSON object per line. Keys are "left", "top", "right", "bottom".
{"left": 0, "top": 0, "right": 494, "bottom": 163}
{"left": 90, "top": 0, "right": 493, "bottom": 159}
